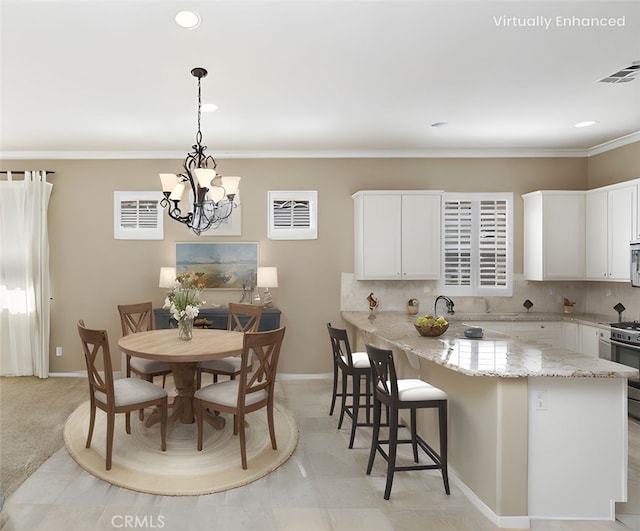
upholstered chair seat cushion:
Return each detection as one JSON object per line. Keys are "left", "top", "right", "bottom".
{"left": 380, "top": 379, "right": 448, "bottom": 402}
{"left": 95, "top": 378, "right": 167, "bottom": 407}
{"left": 130, "top": 357, "right": 170, "bottom": 374}
{"left": 195, "top": 380, "right": 268, "bottom": 408}
{"left": 341, "top": 351, "right": 370, "bottom": 368}
{"left": 199, "top": 356, "right": 241, "bottom": 374}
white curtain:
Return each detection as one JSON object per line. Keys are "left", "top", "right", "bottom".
{"left": 0, "top": 171, "right": 52, "bottom": 377}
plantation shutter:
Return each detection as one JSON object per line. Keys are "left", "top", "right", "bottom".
{"left": 268, "top": 191, "right": 318, "bottom": 240}
{"left": 120, "top": 199, "right": 159, "bottom": 229}
{"left": 114, "top": 191, "right": 164, "bottom": 240}
{"left": 443, "top": 200, "right": 473, "bottom": 288}
{"left": 479, "top": 199, "right": 508, "bottom": 289}
{"left": 272, "top": 199, "right": 311, "bottom": 230}
{"left": 441, "top": 193, "right": 512, "bottom": 296}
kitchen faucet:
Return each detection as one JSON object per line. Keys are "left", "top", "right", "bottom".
{"left": 434, "top": 295, "right": 455, "bottom": 316}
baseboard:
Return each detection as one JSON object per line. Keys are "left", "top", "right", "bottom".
{"left": 49, "top": 371, "right": 121, "bottom": 379}
{"left": 276, "top": 373, "right": 332, "bottom": 380}
{"left": 448, "top": 465, "right": 531, "bottom": 529}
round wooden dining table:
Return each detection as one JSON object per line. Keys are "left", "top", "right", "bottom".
{"left": 118, "top": 328, "right": 244, "bottom": 429}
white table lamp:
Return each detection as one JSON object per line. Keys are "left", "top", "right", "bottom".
{"left": 256, "top": 266, "right": 278, "bottom": 307}
{"left": 159, "top": 267, "right": 177, "bottom": 288}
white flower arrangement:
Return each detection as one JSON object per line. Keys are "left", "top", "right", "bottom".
{"left": 163, "top": 272, "right": 205, "bottom": 323}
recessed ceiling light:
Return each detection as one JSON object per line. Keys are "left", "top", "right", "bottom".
{"left": 201, "top": 103, "right": 218, "bottom": 113}
{"left": 175, "top": 11, "right": 200, "bottom": 29}
{"left": 430, "top": 121, "right": 449, "bottom": 128}
{"left": 574, "top": 120, "right": 598, "bottom": 128}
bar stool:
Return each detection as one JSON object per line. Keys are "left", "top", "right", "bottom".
{"left": 365, "top": 343, "right": 450, "bottom": 500}
{"left": 327, "top": 322, "right": 357, "bottom": 416}
{"left": 326, "top": 323, "right": 372, "bottom": 448}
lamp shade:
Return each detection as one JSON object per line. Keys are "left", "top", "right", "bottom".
{"left": 257, "top": 266, "right": 278, "bottom": 288}
{"left": 193, "top": 168, "right": 216, "bottom": 189}
{"left": 159, "top": 267, "right": 177, "bottom": 288}
{"left": 221, "top": 176, "right": 241, "bottom": 196}
{"left": 169, "top": 182, "right": 186, "bottom": 201}
{"left": 159, "top": 173, "right": 179, "bottom": 192}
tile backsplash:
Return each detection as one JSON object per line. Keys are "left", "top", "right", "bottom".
{"left": 340, "top": 272, "right": 640, "bottom": 322}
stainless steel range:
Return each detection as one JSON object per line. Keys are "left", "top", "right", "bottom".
{"left": 610, "top": 322, "right": 640, "bottom": 421}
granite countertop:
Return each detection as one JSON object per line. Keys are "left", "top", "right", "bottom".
{"left": 438, "top": 311, "right": 616, "bottom": 329}
{"left": 341, "top": 311, "right": 639, "bottom": 379}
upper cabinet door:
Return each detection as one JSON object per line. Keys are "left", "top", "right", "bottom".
{"left": 353, "top": 191, "right": 441, "bottom": 280}
{"left": 608, "top": 184, "right": 637, "bottom": 280}
{"left": 585, "top": 183, "right": 637, "bottom": 281}
{"left": 585, "top": 190, "right": 608, "bottom": 280}
{"left": 522, "top": 191, "right": 585, "bottom": 280}
{"left": 401, "top": 194, "right": 441, "bottom": 280}
{"left": 356, "top": 193, "right": 402, "bottom": 280}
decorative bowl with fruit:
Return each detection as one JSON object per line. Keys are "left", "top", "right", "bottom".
{"left": 414, "top": 314, "right": 449, "bottom": 337}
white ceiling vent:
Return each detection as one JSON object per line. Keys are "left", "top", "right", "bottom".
{"left": 598, "top": 62, "right": 640, "bottom": 83}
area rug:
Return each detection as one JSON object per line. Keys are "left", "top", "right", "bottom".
{"left": 63, "top": 401, "right": 298, "bottom": 496}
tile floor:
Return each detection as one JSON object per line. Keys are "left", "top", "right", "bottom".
{"left": 1, "top": 378, "right": 638, "bottom": 531}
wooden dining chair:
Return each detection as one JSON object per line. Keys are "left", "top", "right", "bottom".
{"left": 118, "top": 302, "right": 171, "bottom": 420}
{"left": 118, "top": 302, "right": 171, "bottom": 387}
{"left": 194, "top": 326, "right": 286, "bottom": 469}
{"left": 78, "top": 320, "right": 168, "bottom": 471}
{"left": 196, "top": 303, "right": 263, "bottom": 388}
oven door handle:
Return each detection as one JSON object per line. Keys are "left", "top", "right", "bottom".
{"left": 610, "top": 338, "right": 640, "bottom": 352}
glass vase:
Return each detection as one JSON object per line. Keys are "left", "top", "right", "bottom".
{"left": 178, "top": 316, "right": 194, "bottom": 341}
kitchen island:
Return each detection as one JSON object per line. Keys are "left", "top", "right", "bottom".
{"left": 342, "top": 311, "right": 638, "bottom": 529}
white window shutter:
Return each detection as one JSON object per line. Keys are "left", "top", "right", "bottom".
{"left": 443, "top": 200, "right": 473, "bottom": 288}
{"left": 114, "top": 191, "right": 164, "bottom": 240}
{"left": 478, "top": 199, "right": 508, "bottom": 289}
{"left": 441, "top": 193, "right": 512, "bottom": 296}
{"left": 268, "top": 191, "right": 318, "bottom": 240}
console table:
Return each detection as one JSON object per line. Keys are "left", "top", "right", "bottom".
{"left": 153, "top": 306, "right": 281, "bottom": 331}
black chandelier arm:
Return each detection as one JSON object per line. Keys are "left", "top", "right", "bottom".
{"left": 161, "top": 192, "right": 193, "bottom": 224}
{"left": 183, "top": 144, "right": 217, "bottom": 174}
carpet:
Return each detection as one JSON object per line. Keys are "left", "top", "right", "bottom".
{"left": 0, "top": 376, "right": 88, "bottom": 500}
{"left": 63, "top": 401, "right": 298, "bottom": 496}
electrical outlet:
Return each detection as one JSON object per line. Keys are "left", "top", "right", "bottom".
{"left": 55, "top": 346, "right": 62, "bottom": 357}
{"left": 535, "top": 390, "right": 547, "bottom": 410}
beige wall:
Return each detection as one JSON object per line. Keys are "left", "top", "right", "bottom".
{"left": 587, "top": 141, "right": 640, "bottom": 188}
{"left": 1, "top": 152, "right": 626, "bottom": 376}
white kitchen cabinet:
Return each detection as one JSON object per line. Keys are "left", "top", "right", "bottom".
{"left": 353, "top": 191, "right": 442, "bottom": 280}
{"left": 562, "top": 321, "right": 578, "bottom": 351}
{"left": 585, "top": 183, "right": 637, "bottom": 281}
{"left": 577, "top": 323, "right": 600, "bottom": 358}
{"left": 522, "top": 191, "right": 585, "bottom": 280}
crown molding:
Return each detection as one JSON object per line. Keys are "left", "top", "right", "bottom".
{"left": 0, "top": 148, "right": 589, "bottom": 160}
{"left": 586, "top": 130, "right": 640, "bottom": 157}
{"left": 1, "top": 133, "right": 638, "bottom": 161}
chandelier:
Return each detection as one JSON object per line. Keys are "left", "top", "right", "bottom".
{"left": 159, "top": 67, "right": 240, "bottom": 235}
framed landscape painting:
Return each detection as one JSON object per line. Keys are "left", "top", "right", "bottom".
{"left": 175, "top": 242, "right": 258, "bottom": 290}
